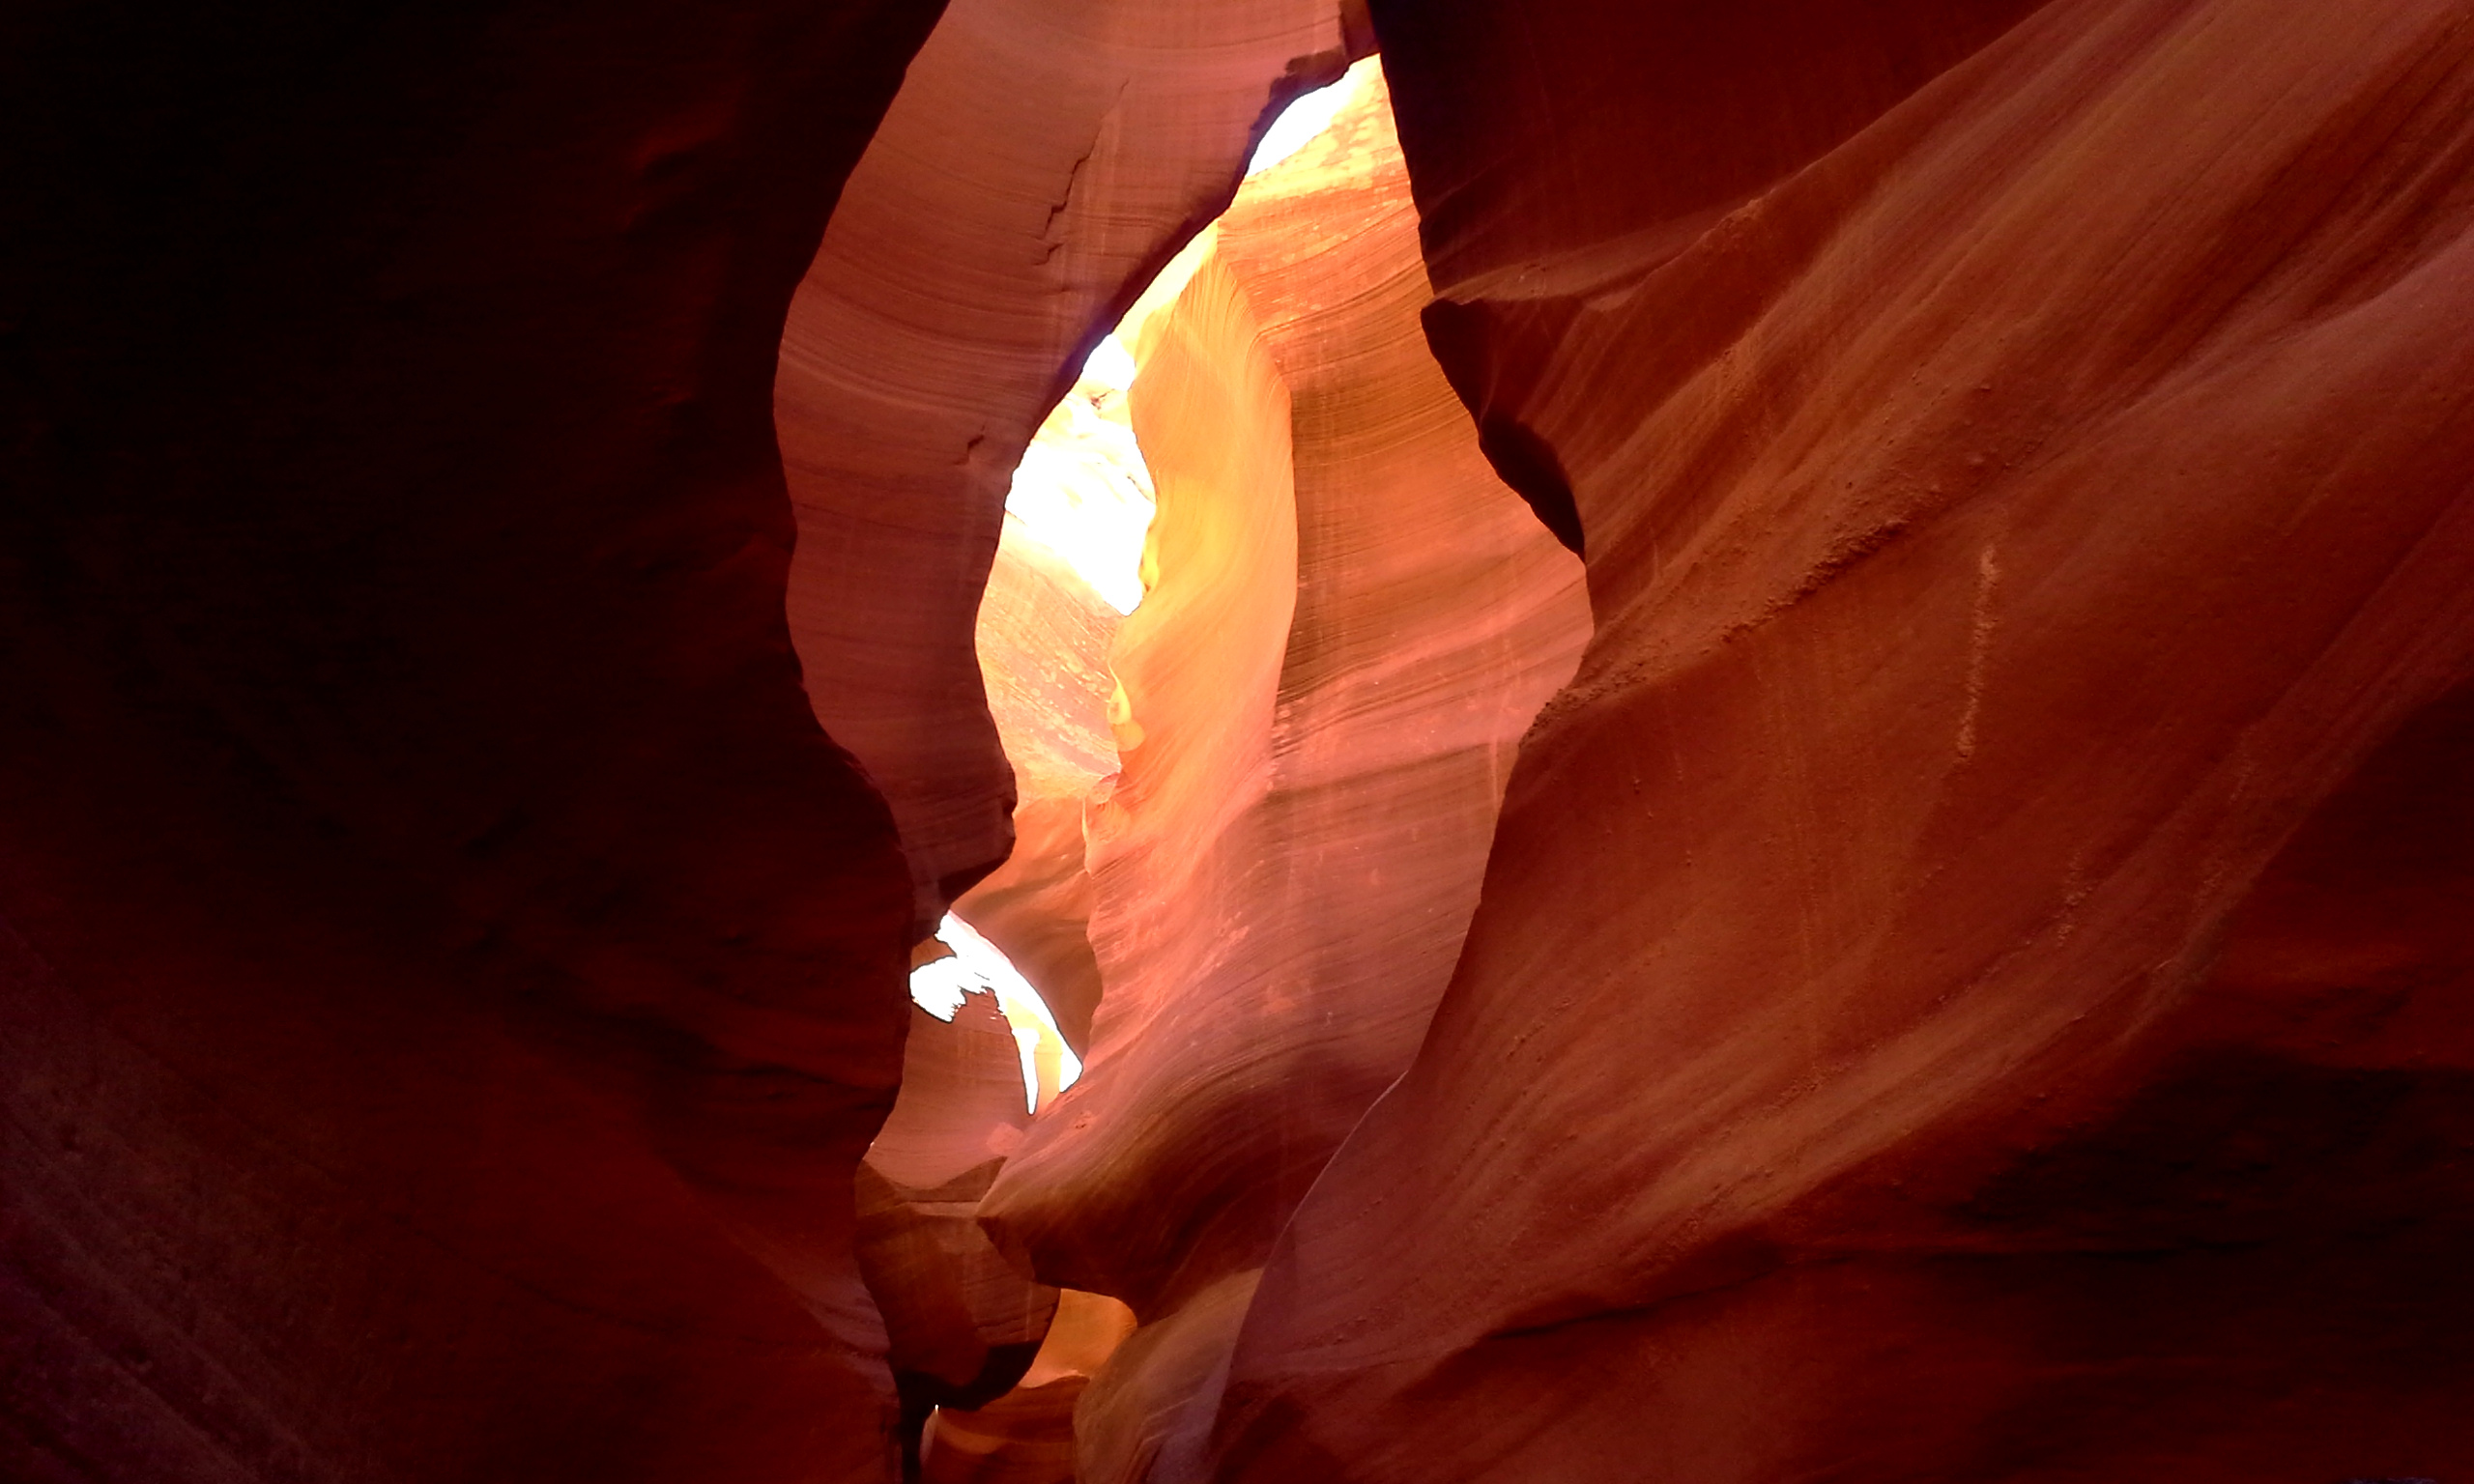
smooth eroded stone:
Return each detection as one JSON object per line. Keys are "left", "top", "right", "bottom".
{"left": 1216, "top": 1, "right": 2474, "bottom": 1478}
{"left": 776, "top": 0, "right": 1362, "bottom": 930}
{"left": 978, "top": 61, "right": 1589, "bottom": 1481}
{"left": 860, "top": 998, "right": 1054, "bottom": 1413}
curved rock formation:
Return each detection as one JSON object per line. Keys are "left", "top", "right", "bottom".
{"left": 775, "top": 0, "right": 1364, "bottom": 930}
{"left": 16, "top": 0, "right": 2474, "bottom": 1477}
{"left": 1215, "top": 1, "right": 2474, "bottom": 1479}
{"left": 858, "top": 996, "right": 1054, "bottom": 1433}
{"left": 2, "top": 2, "right": 944, "bottom": 1480}
{"left": 920, "top": 1288, "right": 1138, "bottom": 1484}
{"left": 953, "top": 404, "right": 1136, "bottom": 1051}
{"left": 975, "top": 62, "right": 1591, "bottom": 1480}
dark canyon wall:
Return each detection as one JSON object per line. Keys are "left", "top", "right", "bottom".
{"left": 1, "top": 2, "right": 943, "bottom": 1479}
{"left": 1214, "top": 0, "right": 2474, "bottom": 1479}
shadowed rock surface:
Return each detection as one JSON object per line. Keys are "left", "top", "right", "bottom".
{"left": 857, "top": 997, "right": 1054, "bottom": 1427}
{"left": 1, "top": 0, "right": 944, "bottom": 1479}
{"left": 920, "top": 1289, "right": 1137, "bottom": 1484}
{"left": 1213, "top": 1, "right": 2474, "bottom": 1479}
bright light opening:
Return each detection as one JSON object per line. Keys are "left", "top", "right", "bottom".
{"left": 908, "top": 912, "right": 1084, "bottom": 1114}
{"left": 1000, "top": 337, "right": 1157, "bottom": 615}
{"left": 958, "top": 67, "right": 1370, "bottom": 1112}
{"left": 996, "top": 71, "right": 1366, "bottom": 617}
{"left": 1248, "top": 74, "right": 1355, "bottom": 177}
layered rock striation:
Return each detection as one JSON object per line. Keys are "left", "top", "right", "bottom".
{"left": 975, "top": 62, "right": 1592, "bottom": 1481}
{"left": 1216, "top": 1, "right": 2474, "bottom": 1479}
{"left": 14, "top": 0, "right": 2474, "bottom": 1479}
{"left": 775, "top": 0, "right": 1366, "bottom": 931}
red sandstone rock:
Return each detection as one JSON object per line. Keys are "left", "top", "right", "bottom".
{"left": 1215, "top": 1, "right": 2474, "bottom": 1479}
{"left": 857, "top": 997, "right": 1054, "bottom": 1422}
{"left": 976, "top": 240, "right": 1300, "bottom": 1318}
{"left": 975, "top": 62, "right": 1590, "bottom": 1479}
{"left": 774, "top": 0, "right": 1365, "bottom": 932}
{"left": 920, "top": 1380, "right": 1084, "bottom": 1484}
{"left": 919, "top": 1287, "right": 1138, "bottom": 1483}
{"left": 0, "top": 3, "right": 940, "bottom": 1480}
{"left": 16, "top": 0, "right": 2472, "bottom": 1478}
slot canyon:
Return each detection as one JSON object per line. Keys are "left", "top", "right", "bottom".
{"left": 5, "top": 1, "right": 2473, "bottom": 1482}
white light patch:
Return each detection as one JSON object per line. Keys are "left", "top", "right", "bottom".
{"left": 1082, "top": 333, "right": 1138, "bottom": 392}
{"left": 1001, "top": 336, "right": 1156, "bottom": 615}
{"left": 906, "top": 954, "right": 975, "bottom": 1022}
{"left": 1247, "top": 73, "right": 1355, "bottom": 177}
{"left": 906, "top": 912, "right": 1084, "bottom": 1113}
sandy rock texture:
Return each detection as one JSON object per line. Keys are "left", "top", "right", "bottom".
{"left": 774, "top": 0, "right": 1366, "bottom": 931}
{"left": 0, "top": 1, "right": 942, "bottom": 1480}
{"left": 1215, "top": 1, "right": 2474, "bottom": 1479}
{"left": 976, "top": 63, "right": 1591, "bottom": 1482}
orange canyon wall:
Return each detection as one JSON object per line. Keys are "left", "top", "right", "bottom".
{"left": 11, "top": 2, "right": 2474, "bottom": 1481}
{"left": 775, "top": 0, "right": 1366, "bottom": 930}
{"left": 975, "top": 66, "right": 1592, "bottom": 1483}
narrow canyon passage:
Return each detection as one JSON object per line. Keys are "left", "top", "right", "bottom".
{"left": 8, "top": 1, "right": 2474, "bottom": 1482}
{"left": 860, "top": 61, "right": 1593, "bottom": 1479}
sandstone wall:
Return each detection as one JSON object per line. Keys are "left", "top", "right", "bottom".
{"left": 776, "top": 0, "right": 1363, "bottom": 930}
{"left": 1216, "top": 2, "right": 2474, "bottom": 1478}
{"left": 1, "top": 1, "right": 947, "bottom": 1479}
{"left": 975, "top": 66, "right": 1592, "bottom": 1481}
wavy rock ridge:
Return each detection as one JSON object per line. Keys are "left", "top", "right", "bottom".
{"left": 1214, "top": 1, "right": 2474, "bottom": 1479}
{"left": 971, "top": 61, "right": 1591, "bottom": 1482}
{"left": 776, "top": 0, "right": 1362, "bottom": 931}
{"left": 11, "top": 0, "right": 2474, "bottom": 1479}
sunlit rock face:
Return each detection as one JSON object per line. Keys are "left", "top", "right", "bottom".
{"left": 774, "top": 0, "right": 1366, "bottom": 931}
{"left": 911, "top": 913, "right": 1086, "bottom": 1111}
{"left": 1215, "top": 2, "right": 2474, "bottom": 1479}
{"left": 0, "top": 2, "right": 941, "bottom": 1480}
{"left": 973, "top": 59, "right": 1591, "bottom": 1482}
{"left": 951, "top": 358, "right": 1152, "bottom": 1051}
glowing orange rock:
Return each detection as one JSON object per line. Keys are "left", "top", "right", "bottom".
{"left": 774, "top": 0, "right": 1365, "bottom": 931}
{"left": 976, "top": 62, "right": 1590, "bottom": 1480}
{"left": 953, "top": 442, "right": 1134, "bottom": 1050}
{"left": 920, "top": 1288, "right": 1139, "bottom": 1483}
